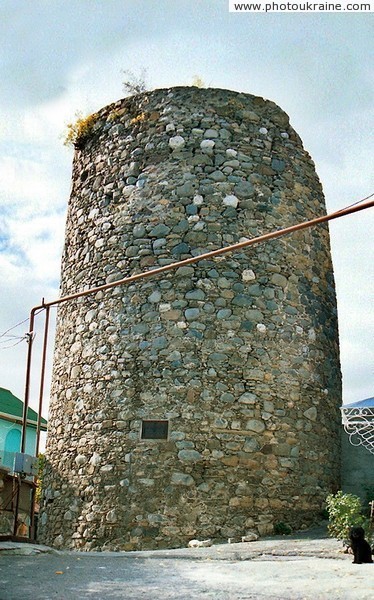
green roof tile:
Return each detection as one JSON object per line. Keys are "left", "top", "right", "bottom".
{"left": 0, "top": 387, "right": 47, "bottom": 430}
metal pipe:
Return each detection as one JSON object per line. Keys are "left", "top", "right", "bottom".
{"left": 30, "top": 197, "right": 374, "bottom": 313}
{"left": 35, "top": 305, "right": 50, "bottom": 457}
{"left": 21, "top": 308, "right": 36, "bottom": 453}
{"left": 14, "top": 307, "right": 37, "bottom": 538}
{"left": 29, "top": 307, "right": 50, "bottom": 540}
{"left": 12, "top": 475, "right": 20, "bottom": 536}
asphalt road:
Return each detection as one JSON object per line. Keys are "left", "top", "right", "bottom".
{"left": 0, "top": 534, "right": 373, "bottom": 599}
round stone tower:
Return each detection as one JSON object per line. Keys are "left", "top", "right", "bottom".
{"left": 39, "top": 87, "right": 341, "bottom": 551}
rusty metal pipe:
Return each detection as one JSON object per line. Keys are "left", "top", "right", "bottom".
{"left": 28, "top": 306, "right": 50, "bottom": 540}
{"left": 35, "top": 305, "right": 50, "bottom": 458}
{"left": 21, "top": 308, "right": 37, "bottom": 453}
{"left": 14, "top": 307, "right": 38, "bottom": 537}
{"left": 29, "top": 197, "right": 374, "bottom": 313}
{"left": 23, "top": 197, "right": 374, "bottom": 433}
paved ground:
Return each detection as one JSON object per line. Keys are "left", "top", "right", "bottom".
{"left": 0, "top": 526, "right": 373, "bottom": 599}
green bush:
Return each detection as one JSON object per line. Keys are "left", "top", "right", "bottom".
{"left": 326, "top": 491, "right": 372, "bottom": 543}
{"left": 35, "top": 453, "right": 45, "bottom": 504}
{"left": 274, "top": 521, "right": 292, "bottom": 535}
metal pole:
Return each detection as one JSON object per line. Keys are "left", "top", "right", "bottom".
{"left": 35, "top": 305, "right": 50, "bottom": 457}
{"left": 29, "top": 306, "right": 50, "bottom": 540}
{"left": 12, "top": 475, "right": 21, "bottom": 537}
{"left": 13, "top": 308, "right": 37, "bottom": 537}
{"left": 21, "top": 308, "right": 37, "bottom": 453}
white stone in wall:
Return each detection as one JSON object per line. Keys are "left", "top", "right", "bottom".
{"left": 204, "top": 128, "right": 219, "bottom": 138}
{"left": 246, "top": 419, "right": 266, "bottom": 433}
{"left": 188, "top": 539, "right": 213, "bottom": 547}
{"left": 88, "top": 208, "right": 99, "bottom": 220}
{"left": 304, "top": 407, "right": 318, "bottom": 421}
{"left": 242, "top": 532, "right": 259, "bottom": 542}
{"left": 238, "top": 392, "right": 256, "bottom": 404}
{"left": 89, "top": 452, "right": 102, "bottom": 467}
{"left": 200, "top": 139, "right": 215, "bottom": 153}
{"left": 223, "top": 195, "right": 239, "bottom": 207}
{"left": 242, "top": 269, "right": 256, "bottom": 281}
{"left": 159, "top": 303, "right": 172, "bottom": 312}
{"left": 193, "top": 221, "right": 204, "bottom": 230}
{"left": 106, "top": 510, "right": 117, "bottom": 523}
{"left": 76, "top": 398, "right": 84, "bottom": 411}
{"left": 75, "top": 454, "right": 87, "bottom": 466}
{"left": 85, "top": 310, "right": 96, "bottom": 323}
{"left": 171, "top": 472, "right": 195, "bottom": 486}
{"left": 53, "top": 535, "right": 64, "bottom": 547}
{"left": 169, "top": 135, "right": 185, "bottom": 150}
{"left": 178, "top": 449, "right": 202, "bottom": 462}
{"left": 70, "top": 365, "right": 80, "bottom": 379}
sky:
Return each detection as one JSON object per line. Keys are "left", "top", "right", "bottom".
{"left": 0, "top": 0, "right": 373, "bottom": 421}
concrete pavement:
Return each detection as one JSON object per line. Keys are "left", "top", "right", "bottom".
{"left": 0, "top": 526, "right": 373, "bottom": 599}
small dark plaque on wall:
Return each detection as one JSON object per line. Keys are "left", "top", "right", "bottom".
{"left": 141, "top": 420, "right": 169, "bottom": 440}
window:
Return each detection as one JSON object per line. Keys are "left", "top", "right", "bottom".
{"left": 141, "top": 420, "right": 169, "bottom": 440}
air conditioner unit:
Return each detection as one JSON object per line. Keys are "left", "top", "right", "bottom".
{"left": 13, "top": 453, "right": 38, "bottom": 476}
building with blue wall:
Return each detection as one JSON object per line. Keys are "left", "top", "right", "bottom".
{"left": 0, "top": 387, "right": 47, "bottom": 470}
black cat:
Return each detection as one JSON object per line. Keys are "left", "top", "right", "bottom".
{"left": 349, "top": 526, "right": 373, "bottom": 564}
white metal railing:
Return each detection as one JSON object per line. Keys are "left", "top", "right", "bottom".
{"left": 341, "top": 406, "right": 374, "bottom": 454}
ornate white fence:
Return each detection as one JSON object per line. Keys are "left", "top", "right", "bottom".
{"left": 341, "top": 398, "right": 374, "bottom": 455}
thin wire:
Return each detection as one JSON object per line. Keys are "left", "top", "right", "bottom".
{"left": 0, "top": 309, "right": 44, "bottom": 341}
{"left": 0, "top": 316, "right": 30, "bottom": 339}
{"left": 333, "top": 191, "right": 374, "bottom": 213}
{"left": 0, "top": 337, "right": 27, "bottom": 350}
{"left": 0, "top": 337, "right": 25, "bottom": 345}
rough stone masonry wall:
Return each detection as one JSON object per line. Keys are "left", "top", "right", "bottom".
{"left": 39, "top": 87, "right": 341, "bottom": 551}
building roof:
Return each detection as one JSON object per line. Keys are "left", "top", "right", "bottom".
{"left": 342, "top": 397, "right": 374, "bottom": 409}
{"left": 0, "top": 387, "right": 47, "bottom": 430}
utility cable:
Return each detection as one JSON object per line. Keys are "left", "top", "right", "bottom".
{"left": 0, "top": 309, "right": 44, "bottom": 342}
{"left": 0, "top": 337, "right": 28, "bottom": 350}
{"left": 0, "top": 317, "right": 30, "bottom": 340}
{"left": 332, "top": 191, "right": 373, "bottom": 214}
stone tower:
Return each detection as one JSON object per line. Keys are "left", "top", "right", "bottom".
{"left": 39, "top": 87, "right": 341, "bottom": 551}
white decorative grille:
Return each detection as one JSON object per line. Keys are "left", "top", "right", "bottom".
{"left": 341, "top": 403, "right": 374, "bottom": 455}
